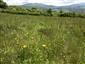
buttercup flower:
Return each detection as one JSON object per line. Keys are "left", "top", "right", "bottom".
{"left": 42, "top": 44, "right": 46, "bottom": 47}
{"left": 22, "top": 45, "right": 27, "bottom": 48}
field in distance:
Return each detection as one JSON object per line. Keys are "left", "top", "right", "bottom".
{"left": 0, "top": 13, "right": 85, "bottom": 64}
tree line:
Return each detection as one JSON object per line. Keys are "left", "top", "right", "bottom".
{"left": 0, "top": 0, "right": 85, "bottom": 18}
{"left": 0, "top": 0, "right": 7, "bottom": 8}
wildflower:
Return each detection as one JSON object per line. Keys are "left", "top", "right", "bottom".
{"left": 31, "top": 37, "right": 36, "bottom": 41}
{"left": 42, "top": 44, "right": 46, "bottom": 47}
{"left": 11, "top": 60, "right": 15, "bottom": 64}
{"left": 22, "top": 45, "right": 27, "bottom": 48}
{"left": 31, "top": 37, "right": 34, "bottom": 39}
{"left": 11, "top": 32, "right": 14, "bottom": 35}
{"left": 14, "top": 38, "right": 17, "bottom": 40}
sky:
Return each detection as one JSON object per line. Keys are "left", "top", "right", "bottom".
{"left": 3, "top": 0, "right": 85, "bottom": 6}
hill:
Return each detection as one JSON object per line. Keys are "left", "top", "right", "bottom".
{"left": 58, "top": 3, "right": 85, "bottom": 13}
{"left": 22, "top": 3, "right": 85, "bottom": 12}
{"left": 22, "top": 3, "right": 58, "bottom": 10}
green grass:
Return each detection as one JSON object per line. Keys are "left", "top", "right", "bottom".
{"left": 0, "top": 13, "right": 85, "bottom": 64}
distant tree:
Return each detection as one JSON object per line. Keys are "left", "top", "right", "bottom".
{"left": 59, "top": 10, "right": 63, "bottom": 14}
{"left": 0, "top": 0, "right": 7, "bottom": 8}
{"left": 31, "top": 7, "right": 37, "bottom": 12}
{"left": 47, "top": 8, "right": 53, "bottom": 16}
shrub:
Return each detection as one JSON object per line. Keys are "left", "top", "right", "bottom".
{"left": 0, "top": 0, "right": 7, "bottom": 8}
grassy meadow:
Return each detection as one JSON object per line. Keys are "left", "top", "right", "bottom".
{"left": 0, "top": 13, "right": 85, "bottom": 64}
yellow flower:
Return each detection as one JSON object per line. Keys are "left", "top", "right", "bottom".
{"left": 42, "top": 44, "right": 46, "bottom": 47}
{"left": 31, "top": 37, "right": 36, "bottom": 41}
{"left": 11, "top": 32, "right": 14, "bottom": 35}
{"left": 31, "top": 37, "right": 34, "bottom": 39}
{"left": 22, "top": 45, "right": 27, "bottom": 48}
{"left": 11, "top": 60, "right": 15, "bottom": 64}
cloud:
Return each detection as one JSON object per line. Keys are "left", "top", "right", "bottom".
{"left": 4, "top": 0, "right": 25, "bottom": 5}
{"left": 4, "top": 0, "right": 85, "bottom": 6}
